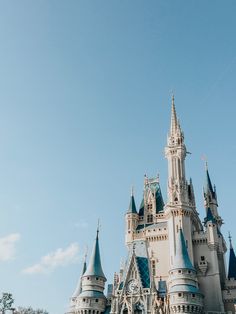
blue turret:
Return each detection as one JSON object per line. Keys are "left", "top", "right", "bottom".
{"left": 125, "top": 189, "right": 139, "bottom": 245}
{"left": 204, "top": 207, "right": 216, "bottom": 225}
{"left": 168, "top": 229, "right": 203, "bottom": 312}
{"left": 127, "top": 189, "right": 137, "bottom": 214}
{"left": 83, "top": 229, "right": 106, "bottom": 279}
{"left": 204, "top": 166, "right": 218, "bottom": 208}
{"left": 172, "top": 228, "right": 195, "bottom": 271}
{"left": 75, "top": 228, "right": 107, "bottom": 313}
{"left": 72, "top": 254, "right": 87, "bottom": 298}
{"left": 203, "top": 165, "right": 221, "bottom": 227}
{"left": 206, "top": 168, "right": 214, "bottom": 195}
{"left": 228, "top": 234, "right": 236, "bottom": 280}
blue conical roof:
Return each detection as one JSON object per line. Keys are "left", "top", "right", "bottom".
{"left": 228, "top": 239, "right": 236, "bottom": 280}
{"left": 72, "top": 257, "right": 87, "bottom": 297}
{"left": 205, "top": 207, "right": 216, "bottom": 224}
{"left": 127, "top": 195, "right": 137, "bottom": 214}
{"left": 138, "top": 198, "right": 144, "bottom": 216}
{"left": 83, "top": 231, "right": 106, "bottom": 279}
{"left": 173, "top": 229, "right": 195, "bottom": 271}
{"left": 206, "top": 169, "right": 214, "bottom": 194}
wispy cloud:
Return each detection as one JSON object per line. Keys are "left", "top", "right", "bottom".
{"left": 23, "top": 243, "right": 80, "bottom": 275}
{"left": 0, "top": 233, "right": 21, "bottom": 261}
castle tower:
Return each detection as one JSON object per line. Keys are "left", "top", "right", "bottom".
{"left": 165, "top": 97, "right": 201, "bottom": 268}
{"left": 165, "top": 96, "right": 188, "bottom": 206}
{"left": 168, "top": 229, "right": 203, "bottom": 313}
{"left": 203, "top": 165, "right": 223, "bottom": 227}
{"left": 125, "top": 189, "right": 139, "bottom": 246}
{"left": 67, "top": 255, "right": 87, "bottom": 313}
{"left": 68, "top": 229, "right": 107, "bottom": 314}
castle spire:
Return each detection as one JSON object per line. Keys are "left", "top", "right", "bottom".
{"left": 173, "top": 228, "right": 194, "bottom": 270}
{"left": 83, "top": 228, "right": 106, "bottom": 279}
{"left": 228, "top": 233, "right": 236, "bottom": 280}
{"left": 170, "top": 95, "right": 178, "bottom": 136}
{"left": 165, "top": 96, "right": 187, "bottom": 205}
{"left": 205, "top": 165, "right": 214, "bottom": 195}
{"left": 127, "top": 187, "right": 137, "bottom": 214}
{"left": 72, "top": 252, "right": 87, "bottom": 298}
{"left": 203, "top": 165, "right": 220, "bottom": 223}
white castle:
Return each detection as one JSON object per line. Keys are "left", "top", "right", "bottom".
{"left": 66, "top": 97, "right": 236, "bottom": 314}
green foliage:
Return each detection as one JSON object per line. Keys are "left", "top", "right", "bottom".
{"left": 16, "top": 307, "right": 48, "bottom": 314}
{"left": 0, "top": 293, "right": 14, "bottom": 312}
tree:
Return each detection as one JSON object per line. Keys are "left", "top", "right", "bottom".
{"left": 0, "top": 293, "right": 14, "bottom": 313}
{"left": 16, "top": 307, "right": 48, "bottom": 314}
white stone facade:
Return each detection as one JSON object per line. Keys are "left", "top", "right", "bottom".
{"left": 67, "top": 97, "right": 236, "bottom": 314}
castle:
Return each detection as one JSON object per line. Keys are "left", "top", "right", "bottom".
{"left": 66, "top": 97, "right": 236, "bottom": 314}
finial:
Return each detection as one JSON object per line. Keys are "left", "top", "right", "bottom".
{"left": 229, "top": 232, "right": 233, "bottom": 249}
{"left": 172, "top": 93, "right": 175, "bottom": 105}
{"left": 170, "top": 94, "right": 178, "bottom": 135}
{"left": 131, "top": 186, "right": 134, "bottom": 196}
{"left": 96, "top": 219, "right": 100, "bottom": 239}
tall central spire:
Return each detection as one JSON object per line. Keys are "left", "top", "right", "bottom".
{"left": 170, "top": 95, "right": 178, "bottom": 136}
{"left": 165, "top": 96, "right": 187, "bottom": 205}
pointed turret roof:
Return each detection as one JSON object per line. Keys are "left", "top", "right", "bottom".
{"left": 170, "top": 95, "right": 178, "bottom": 135}
{"left": 205, "top": 207, "right": 216, "bottom": 224}
{"left": 138, "top": 198, "right": 144, "bottom": 216}
{"left": 228, "top": 234, "right": 236, "bottom": 280}
{"left": 206, "top": 167, "right": 214, "bottom": 194}
{"left": 72, "top": 254, "right": 87, "bottom": 298}
{"left": 83, "top": 229, "right": 106, "bottom": 280}
{"left": 173, "top": 229, "right": 195, "bottom": 271}
{"left": 127, "top": 189, "right": 137, "bottom": 214}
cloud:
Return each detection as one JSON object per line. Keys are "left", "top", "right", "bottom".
{"left": 23, "top": 243, "right": 80, "bottom": 275}
{"left": 0, "top": 233, "right": 21, "bottom": 261}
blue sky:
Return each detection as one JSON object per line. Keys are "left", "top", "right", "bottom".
{"left": 0, "top": 1, "right": 235, "bottom": 313}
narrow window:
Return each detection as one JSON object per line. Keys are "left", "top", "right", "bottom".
{"left": 147, "top": 214, "right": 153, "bottom": 223}
{"left": 147, "top": 204, "right": 153, "bottom": 210}
{"left": 151, "top": 260, "right": 156, "bottom": 276}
